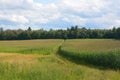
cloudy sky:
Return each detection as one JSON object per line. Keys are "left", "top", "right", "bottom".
{"left": 0, "top": 0, "right": 120, "bottom": 30}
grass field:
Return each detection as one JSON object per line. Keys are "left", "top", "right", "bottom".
{"left": 0, "top": 39, "right": 62, "bottom": 54}
{"left": 62, "top": 39, "right": 120, "bottom": 51}
{"left": 60, "top": 39, "right": 120, "bottom": 69}
{"left": 0, "top": 39, "right": 120, "bottom": 80}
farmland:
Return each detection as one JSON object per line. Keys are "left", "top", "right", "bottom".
{"left": 0, "top": 39, "right": 62, "bottom": 54}
{"left": 0, "top": 39, "right": 120, "bottom": 80}
{"left": 60, "top": 39, "right": 120, "bottom": 69}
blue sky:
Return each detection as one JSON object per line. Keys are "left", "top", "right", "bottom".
{"left": 0, "top": 0, "right": 120, "bottom": 30}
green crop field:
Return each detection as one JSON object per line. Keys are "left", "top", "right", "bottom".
{"left": 0, "top": 39, "right": 120, "bottom": 80}
{"left": 62, "top": 39, "right": 120, "bottom": 51}
{"left": 60, "top": 39, "right": 120, "bottom": 69}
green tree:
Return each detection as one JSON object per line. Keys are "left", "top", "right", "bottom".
{"left": 0, "top": 28, "right": 4, "bottom": 40}
{"left": 28, "top": 27, "right": 32, "bottom": 32}
{"left": 4, "top": 30, "right": 17, "bottom": 40}
{"left": 18, "top": 31, "right": 31, "bottom": 40}
{"left": 115, "top": 27, "right": 120, "bottom": 39}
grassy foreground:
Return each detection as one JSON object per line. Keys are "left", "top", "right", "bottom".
{"left": 0, "top": 53, "right": 120, "bottom": 80}
{"left": 0, "top": 39, "right": 119, "bottom": 80}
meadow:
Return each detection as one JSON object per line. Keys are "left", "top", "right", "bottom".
{"left": 0, "top": 39, "right": 120, "bottom": 80}
{"left": 0, "top": 39, "right": 62, "bottom": 54}
{"left": 60, "top": 39, "right": 120, "bottom": 69}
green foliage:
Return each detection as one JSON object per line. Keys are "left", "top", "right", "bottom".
{"left": 27, "top": 27, "right": 32, "bottom": 32}
{"left": 0, "top": 26, "right": 120, "bottom": 40}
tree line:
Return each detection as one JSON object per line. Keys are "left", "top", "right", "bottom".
{"left": 0, "top": 26, "right": 120, "bottom": 40}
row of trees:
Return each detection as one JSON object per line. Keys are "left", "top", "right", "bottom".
{"left": 0, "top": 26, "right": 120, "bottom": 40}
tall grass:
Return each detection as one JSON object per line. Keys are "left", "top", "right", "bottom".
{"left": 59, "top": 39, "right": 120, "bottom": 69}
{"left": 0, "top": 56, "right": 90, "bottom": 80}
{"left": 0, "top": 56, "right": 119, "bottom": 80}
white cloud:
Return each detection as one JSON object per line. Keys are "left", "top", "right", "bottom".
{"left": 0, "top": 14, "right": 29, "bottom": 24}
{"left": 60, "top": 0, "right": 109, "bottom": 13}
{"left": 0, "top": 0, "right": 120, "bottom": 29}
{"left": 60, "top": 0, "right": 120, "bottom": 28}
{"left": 90, "top": 13, "right": 120, "bottom": 28}
{"left": 0, "top": 0, "right": 61, "bottom": 25}
{"left": 63, "top": 15, "right": 87, "bottom": 25}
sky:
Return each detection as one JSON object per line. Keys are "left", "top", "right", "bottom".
{"left": 0, "top": 0, "right": 120, "bottom": 30}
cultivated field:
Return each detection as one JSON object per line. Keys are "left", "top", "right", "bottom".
{"left": 60, "top": 39, "right": 120, "bottom": 69}
{"left": 0, "top": 39, "right": 120, "bottom": 80}
{"left": 0, "top": 39, "right": 62, "bottom": 54}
